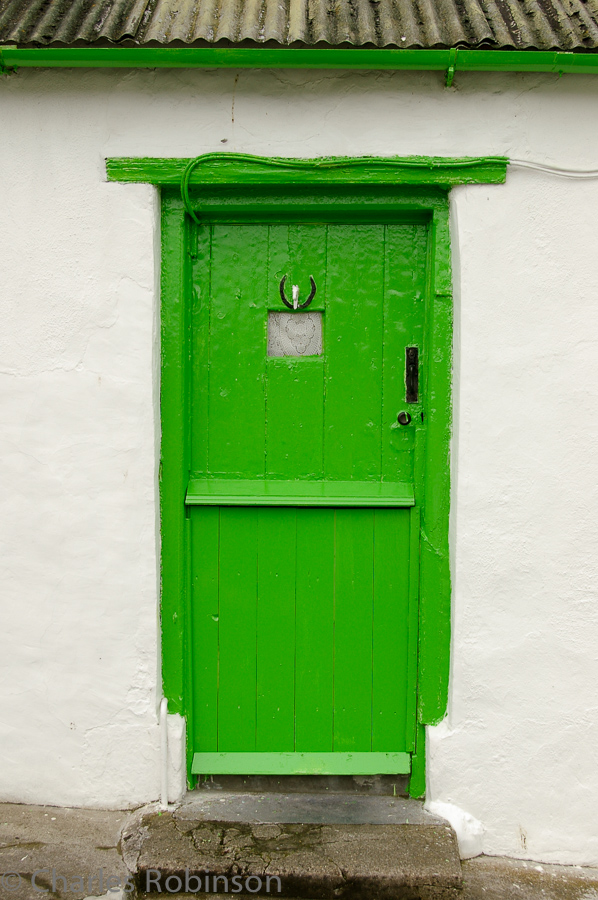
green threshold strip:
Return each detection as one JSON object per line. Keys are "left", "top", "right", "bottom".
{"left": 191, "top": 752, "right": 411, "bottom": 776}
{"left": 185, "top": 479, "right": 415, "bottom": 507}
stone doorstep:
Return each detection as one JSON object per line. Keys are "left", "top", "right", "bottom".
{"left": 124, "top": 811, "right": 463, "bottom": 900}
{"left": 4, "top": 802, "right": 598, "bottom": 900}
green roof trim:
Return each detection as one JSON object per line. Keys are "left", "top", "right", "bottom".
{"left": 3, "top": 46, "right": 598, "bottom": 78}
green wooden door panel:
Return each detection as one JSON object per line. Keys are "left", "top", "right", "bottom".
{"left": 333, "top": 508, "right": 375, "bottom": 751}
{"left": 266, "top": 359, "right": 325, "bottom": 478}
{"left": 295, "top": 508, "right": 335, "bottom": 751}
{"left": 206, "top": 225, "right": 269, "bottom": 477}
{"left": 267, "top": 224, "right": 327, "bottom": 319}
{"left": 190, "top": 222, "right": 426, "bottom": 487}
{"left": 372, "top": 508, "right": 411, "bottom": 751}
{"left": 187, "top": 217, "right": 429, "bottom": 773}
{"left": 324, "top": 225, "right": 385, "bottom": 481}
{"left": 190, "top": 506, "right": 219, "bottom": 752}
{"left": 217, "top": 507, "right": 259, "bottom": 750}
{"left": 266, "top": 226, "right": 326, "bottom": 478}
{"left": 190, "top": 505, "right": 416, "bottom": 756}
{"left": 256, "top": 507, "right": 297, "bottom": 751}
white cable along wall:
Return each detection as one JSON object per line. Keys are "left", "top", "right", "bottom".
{"left": 510, "top": 160, "right": 598, "bottom": 178}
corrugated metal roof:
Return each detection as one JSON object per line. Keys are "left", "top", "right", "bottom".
{"left": 2, "top": 0, "right": 598, "bottom": 50}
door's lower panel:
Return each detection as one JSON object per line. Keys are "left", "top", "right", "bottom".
{"left": 191, "top": 751, "right": 411, "bottom": 776}
{"left": 190, "top": 505, "right": 418, "bottom": 764}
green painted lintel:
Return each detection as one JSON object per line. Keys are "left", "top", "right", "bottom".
{"left": 185, "top": 478, "right": 415, "bottom": 507}
{"left": 2, "top": 46, "right": 598, "bottom": 75}
{"left": 106, "top": 154, "right": 507, "bottom": 187}
{"left": 192, "top": 751, "right": 411, "bottom": 776}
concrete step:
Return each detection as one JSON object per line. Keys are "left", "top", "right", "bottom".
{"left": 178, "top": 790, "right": 433, "bottom": 825}
{"left": 122, "top": 792, "right": 462, "bottom": 899}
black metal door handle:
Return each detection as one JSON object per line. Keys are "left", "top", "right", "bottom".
{"left": 406, "top": 347, "right": 418, "bottom": 403}
{"left": 397, "top": 411, "right": 412, "bottom": 426}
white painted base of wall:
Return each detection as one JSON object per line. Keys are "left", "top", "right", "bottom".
{"left": 1, "top": 66, "right": 598, "bottom": 862}
{"left": 426, "top": 798, "right": 484, "bottom": 860}
{"left": 166, "top": 714, "right": 187, "bottom": 805}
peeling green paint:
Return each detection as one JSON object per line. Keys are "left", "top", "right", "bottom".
{"left": 107, "top": 154, "right": 508, "bottom": 189}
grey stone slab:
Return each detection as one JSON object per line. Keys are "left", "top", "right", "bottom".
{"left": 176, "top": 791, "right": 443, "bottom": 826}
{"left": 462, "top": 855, "right": 598, "bottom": 900}
{"left": 0, "top": 803, "right": 130, "bottom": 900}
{"left": 130, "top": 810, "right": 462, "bottom": 899}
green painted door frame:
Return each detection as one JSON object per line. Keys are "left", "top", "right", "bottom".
{"left": 108, "top": 153, "right": 507, "bottom": 796}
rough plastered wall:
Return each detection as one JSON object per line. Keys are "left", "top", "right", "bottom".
{"left": 1, "top": 66, "right": 598, "bottom": 860}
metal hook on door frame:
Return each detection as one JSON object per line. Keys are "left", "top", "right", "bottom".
{"left": 279, "top": 275, "right": 317, "bottom": 310}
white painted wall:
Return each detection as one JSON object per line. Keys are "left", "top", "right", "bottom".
{"left": 1, "top": 66, "right": 598, "bottom": 862}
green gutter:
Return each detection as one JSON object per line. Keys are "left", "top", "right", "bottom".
{"left": 2, "top": 46, "right": 598, "bottom": 80}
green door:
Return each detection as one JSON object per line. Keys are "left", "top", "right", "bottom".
{"left": 187, "top": 221, "right": 428, "bottom": 776}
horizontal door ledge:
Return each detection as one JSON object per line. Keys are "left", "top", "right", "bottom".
{"left": 191, "top": 751, "right": 411, "bottom": 776}
{"left": 185, "top": 479, "right": 415, "bottom": 507}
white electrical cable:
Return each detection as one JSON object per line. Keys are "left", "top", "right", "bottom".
{"left": 509, "top": 159, "right": 598, "bottom": 178}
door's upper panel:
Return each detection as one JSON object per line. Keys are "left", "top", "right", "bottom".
{"left": 190, "top": 222, "right": 427, "bottom": 485}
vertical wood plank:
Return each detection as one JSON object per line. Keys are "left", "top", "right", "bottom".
{"left": 266, "top": 358, "right": 324, "bottom": 478}
{"left": 372, "top": 508, "right": 411, "bottom": 751}
{"left": 217, "top": 507, "right": 258, "bottom": 751}
{"left": 190, "top": 507, "right": 220, "bottom": 752}
{"left": 333, "top": 508, "right": 374, "bottom": 751}
{"left": 325, "top": 225, "right": 384, "bottom": 481}
{"left": 405, "top": 506, "right": 421, "bottom": 751}
{"left": 295, "top": 509, "right": 335, "bottom": 751}
{"left": 208, "top": 225, "right": 269, "bottom": 477}
{"left": 268, "top": 224, "right": 327, "bottom": 315}
{"left": 256, "top": 508, "right": 297, "bottom": 751}
{"left": 266, "top": 224, "right": 327, "bottom": 479}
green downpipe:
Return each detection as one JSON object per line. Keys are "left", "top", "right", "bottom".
{"left": 2, "top": 45, "right": 598, "bottom": 77}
